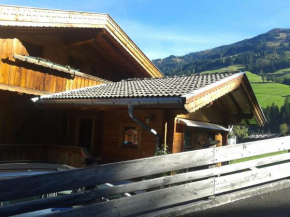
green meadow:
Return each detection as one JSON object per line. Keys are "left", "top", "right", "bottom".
{"left": 200, "top": 64, "right": 245, "bottom": 74}
{"left": 246, "top": 72, "right": 290, "bottom": 108}
{"left": 200, "top": 64, "right": 290, "bottom": 108}
{"left": 272, "top": 68, "right": 290, "bottom": 74}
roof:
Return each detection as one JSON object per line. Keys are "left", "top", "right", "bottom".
{"left": 33, "top": 71, "right": 266, "bottom": 126}
{"left": 0, "top": 5, "right": 163, "bottom": 78}
{"left": 37, "top": 72, "right": 237, "bottom": 100}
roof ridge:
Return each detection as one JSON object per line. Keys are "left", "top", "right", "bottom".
{"left": 120, "top": 71, "right": 241, "bottom": 82}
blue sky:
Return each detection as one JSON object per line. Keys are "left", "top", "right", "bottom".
{"left": 1, "top": 0, "right": 290, "bottom": 59}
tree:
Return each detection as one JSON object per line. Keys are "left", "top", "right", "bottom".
{"left": 233, "top": 125, "right": 249, "bottom": 140}
{"left": 261, "top": 74, "right": 266, "bottom": 82}
{"left": 279, "top": 123, "right": 288, "bottom": 136}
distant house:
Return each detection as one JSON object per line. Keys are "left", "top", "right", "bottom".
{"left": 34, "top": 71, "right": 266, "bottom": 163}
{"left": 0, "top": 5, "right": 162, "bottom": 145}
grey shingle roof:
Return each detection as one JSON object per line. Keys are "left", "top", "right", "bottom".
{"left": 40, "top": 72, "right": 238, "bottom": 100}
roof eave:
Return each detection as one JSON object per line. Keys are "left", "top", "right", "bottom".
{"left": 241, "top": 74, "right": 267, "bottom": 127}
{"left": 181, "top": 72, "right": 266, "bottom": 126}
{"left": 182, "top": 72, "right": 245, "bottom": 112}
{"left": 0, "top": 5, "right": 164, "bottom": 78}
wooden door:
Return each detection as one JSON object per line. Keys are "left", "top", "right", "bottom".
{"left": 78, "top": 118, "right": 93, "bottom": 152}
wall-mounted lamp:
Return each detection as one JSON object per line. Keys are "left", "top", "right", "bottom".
{"left": 146, "top": 115, "right": 153, "bottom": 124}
{"left": 206, "top": 101, "right": 213, "bottom": 108}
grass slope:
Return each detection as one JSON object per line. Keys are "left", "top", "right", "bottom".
{"left": 200, "top": 65, "right": 290, "bottom": 108}
{"left": 246, "top": 72, "right": 290, "bottom": 108}
{"left": 273, "top": 68, "right": 290, "bottom": 74}
{"left": 200, "top": 64, "right": 245, "bottom": 74}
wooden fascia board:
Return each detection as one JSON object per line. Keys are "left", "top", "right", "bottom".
{"left": 0, "top": 5, "right": 164, "bottom": 78}
{"left": 104, "top": 18, "right": 163, "bottom": 78}
{"left": 183, "top": 73, "right": 244, "bottom": 113}
{"left": 240, "top": 76, "right": 267, "bottom": 126}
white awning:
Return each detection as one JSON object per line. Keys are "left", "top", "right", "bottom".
{"left": 176, "top": 118, "right": 229, "bottom": 132}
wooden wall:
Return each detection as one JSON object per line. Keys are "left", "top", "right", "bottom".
{"left": 177, "top": 103, "right": 227, "bottom": 125}
{"left": 4, "top": 103, "right": 183, "bottom": 163}
{"left": 99, "top": 109, "right": 164, "bottom": 163}
{"left": 0, "top": 89, "right": 230, "bottom": 164}
{"left": 0, "top": 38, "right": 102, "bottom": 94}
{"left": 172, "top": 105, "right": 229, "bottom": 153}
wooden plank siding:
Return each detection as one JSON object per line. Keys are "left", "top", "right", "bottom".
{"left": 0, "top": 38, "right": 103, "bottom": 94}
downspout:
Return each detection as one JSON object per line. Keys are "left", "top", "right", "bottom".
{"left": 128, "top": 104, "right": 160, "bottom": 153}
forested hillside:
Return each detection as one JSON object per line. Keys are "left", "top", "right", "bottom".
{"left": 153, "top": 28, "right": 290, "bottom": 76}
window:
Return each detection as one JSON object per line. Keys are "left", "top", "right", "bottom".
{"left": 68, "top": 55, "right": 84, "bottom": 71}
{"left": 183, "top": 130, "right": 192, "bottom": 151}
{"left": 78, "top": 118, "right": 93, "bottom": 152}
{"left": 120, "top": 124, "right": 142, "bottom": 148}
{"left": 22, "top": 41, "right": 43, "bottom": 57}
{"left": 59, "top": 117, "right": 68, "bottom": 134}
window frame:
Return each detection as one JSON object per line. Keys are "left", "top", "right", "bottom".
{"left": 119, "top": 123, "right": 142, "bottom": 149}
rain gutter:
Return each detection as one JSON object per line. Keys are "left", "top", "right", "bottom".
{"left": 32, "top": 97, "right": 183, "bottom": 106}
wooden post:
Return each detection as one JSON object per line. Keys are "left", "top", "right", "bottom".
{"left": 164, "top": 122, "right": 167, "bottom": 153}
{"left": 222, "top": 132, "right": 228, "bottom": 146}
{"left": 215, "top": 133, "right": 223, "bottom": 167}
{"left": 172, "top": 121, "right": 184, "bottom": 153}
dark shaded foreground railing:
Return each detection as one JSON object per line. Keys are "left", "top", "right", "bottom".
{"left": 0, "top": 144, "right": 91, "bottom": 168}
{"left": 0, "top": 136, "right": 290, "bottom": 216}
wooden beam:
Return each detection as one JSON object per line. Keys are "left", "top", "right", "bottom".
{"left": 215, "top": 161, "right": 290, "bottom": 194}
{"left": 63, "top": 29, "right": 103, "bottom": 46}
{"left": 100, "top": 34, "right": 145, "bottom": 78}
{"left": 216, "top": 98, "right": 228, "bottom": 112}
{"left": 66, "top": 30, "right": 106, "bottom": 46}
{"left": 69, "top": 38, "right": 96, "bottom": 46}
{"left": 228, "top": 92, "right": 252, "bottom": 125}
{"left": 46, "top": 179, "right": 214, "bottom": 217}
{"left": 86, "top": 42, "right": 119, "bottom": 80}
{"left": 228, "top": 92, "right": 243, "bottom": 113}
{"left": 43, "top": 161, "right": 290, "bottom": 217}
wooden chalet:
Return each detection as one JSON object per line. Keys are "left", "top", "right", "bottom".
{"left": 0, "top": 5, "right": 162, "bottom": 166}
{"left": 34, "top": 71, "right": 266, "bottom": 164}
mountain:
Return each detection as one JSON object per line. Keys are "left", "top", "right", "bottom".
{"left": 153, "top": 28, "right": 290, "bottom": 76}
